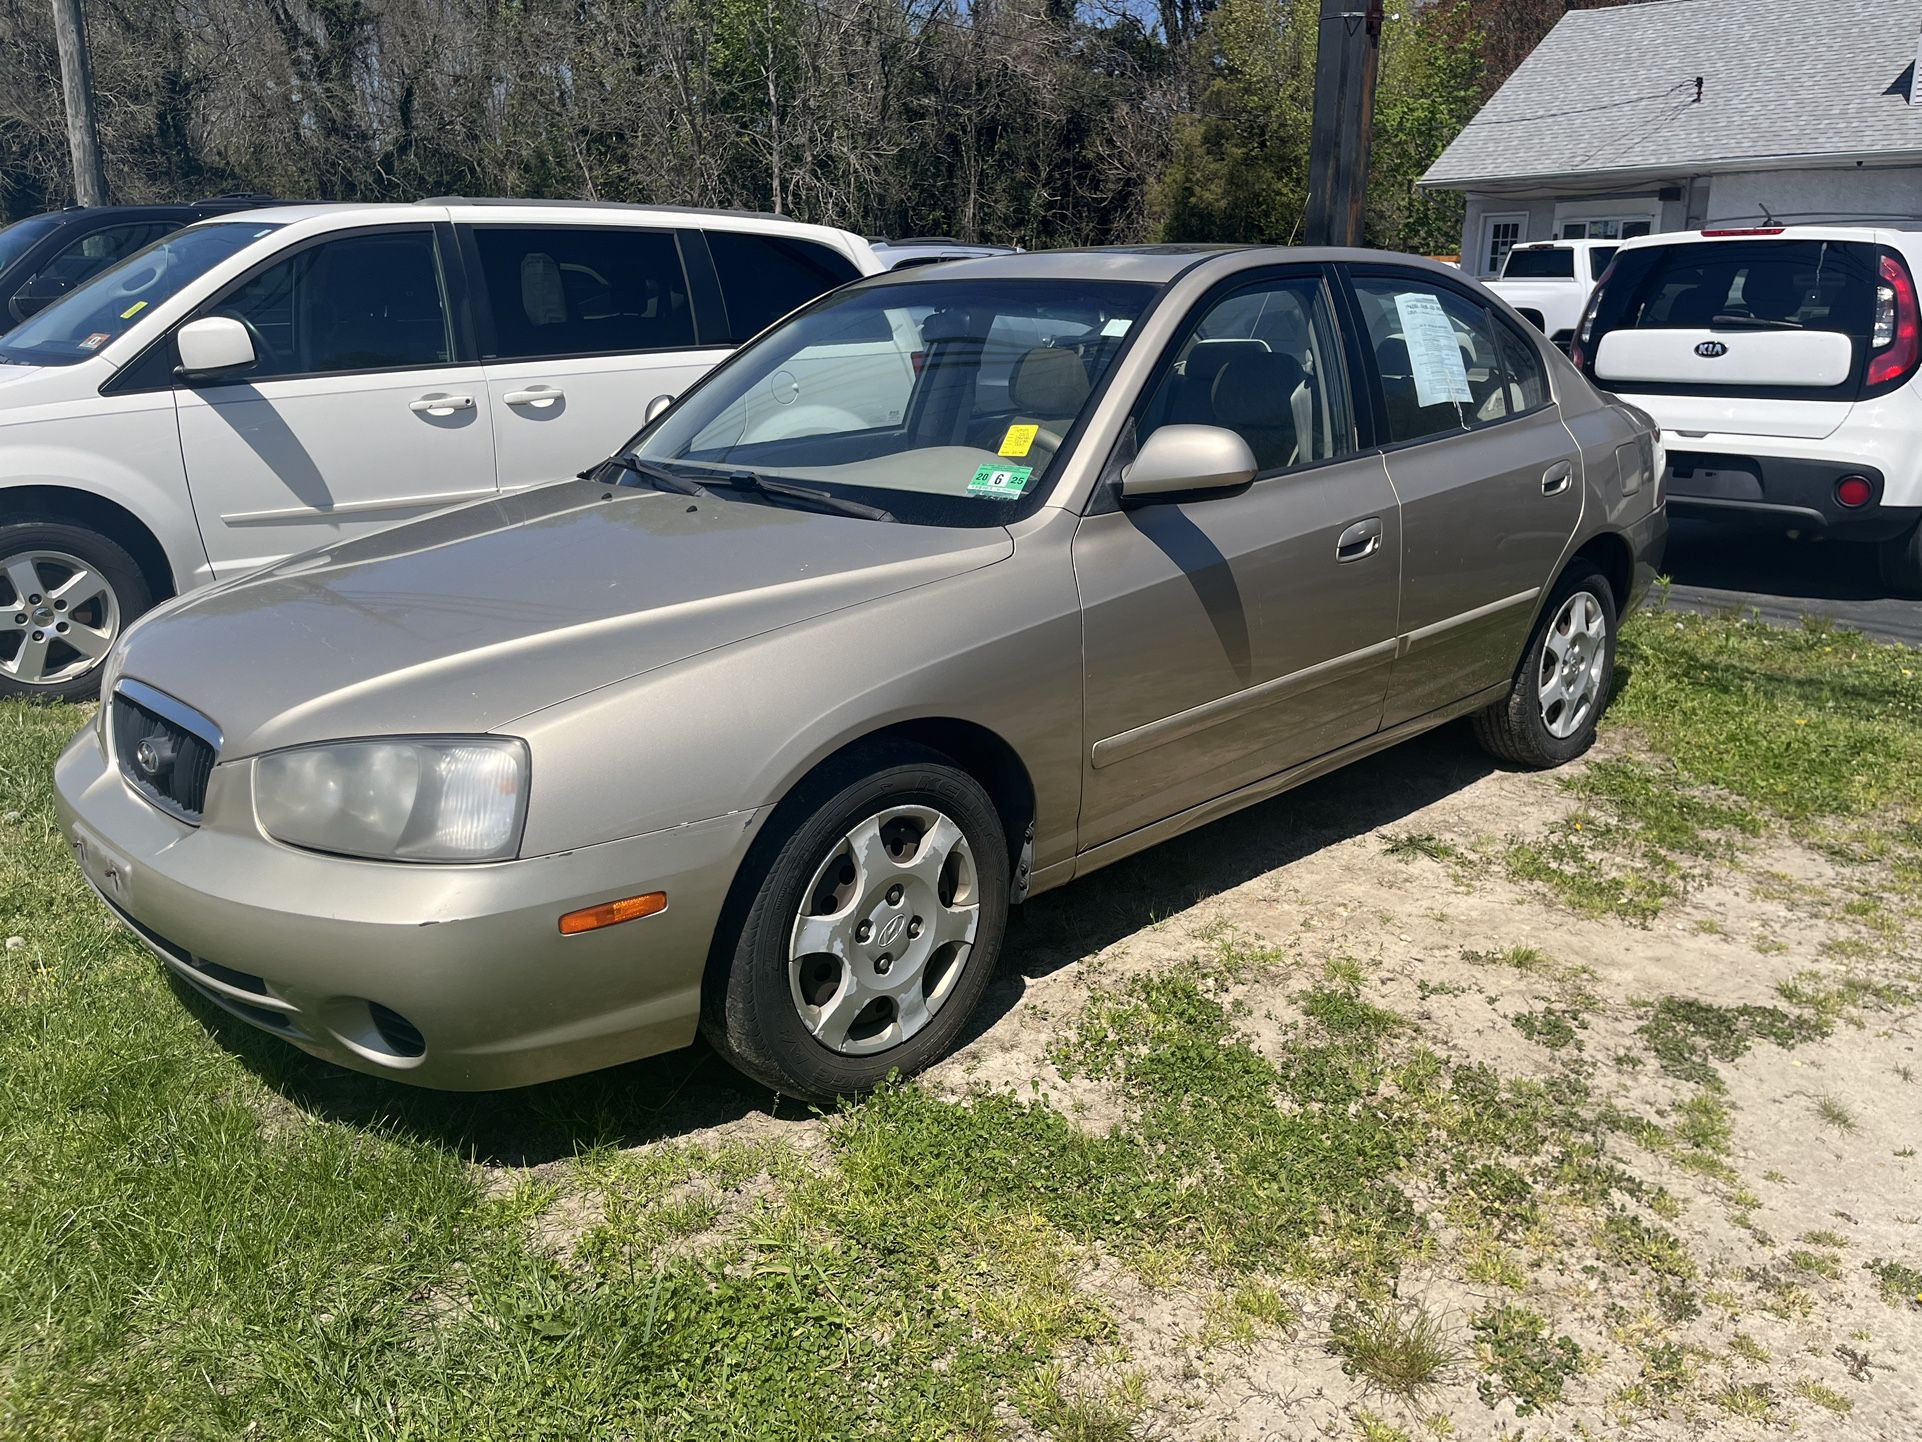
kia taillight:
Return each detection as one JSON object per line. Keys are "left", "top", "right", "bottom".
{"left": 1868, "top": 250, "right": 1921, "bottom": 391}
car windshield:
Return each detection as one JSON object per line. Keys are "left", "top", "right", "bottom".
{"left": 0, "top": 215, "right": 60, "bottom": 276}
{"left": 632, "top": 277, "right": 1156, "bottom": 526}
{"left": 0, "top": 221, "right": 280, "bottom": 367}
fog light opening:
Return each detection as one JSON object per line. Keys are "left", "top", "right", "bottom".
{"left": 1835, "top": 475, "right": 1873, "bottom": 509}
{"left": 368, "top": 1002, "right": 426, "bottom": 1058}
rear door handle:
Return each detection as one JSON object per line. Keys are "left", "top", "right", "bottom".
{"left": 410, "top": 393, "right": 474, "bottom": 415}
{"left": 503, "top": 386, "right": 565, "bottom": 407}
{"left": 1336, "top": 517, "right": 1383, "bottom": 563}
{"left": 1542, "top": 461, "right": 1573, "bottom": 495}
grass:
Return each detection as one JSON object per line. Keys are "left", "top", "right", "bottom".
{"left": 3, "top": 611, "right": 1921, "bottom": 1434}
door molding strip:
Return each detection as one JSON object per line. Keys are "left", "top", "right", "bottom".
{"left": 1397, "top": 587, "right": 1539, "bottom": 657}
{"left": 220, "top": 489, "right": 497, "bottom": 525}
{"left": 1091, "top": 638, "right": 1397, "bottom": 771}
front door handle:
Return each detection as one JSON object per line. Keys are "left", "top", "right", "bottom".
{"left": 410, "top": 393, "right": 474, "bottom": 415}
{"left": 1336, "top": 517, "right": 1383, "bottom": 563}
{"left": 1542, "top": 460, "right": 1573, "bottom": 495}
{"left": 503, "top": 386, "right": 565, "bottom": 407}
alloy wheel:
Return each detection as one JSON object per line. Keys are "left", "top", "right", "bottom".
{"left": 788, "top": 803, "right": 980, "bottom": 1055}
{"left": 1537, "top": 589, "right": 1608, "bottom": 739}
{"left": 0, "top": 549, "right": 120, "bottom": 687}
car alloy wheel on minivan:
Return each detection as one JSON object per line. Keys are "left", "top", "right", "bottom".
{"left": 0, "top": 521, "right": 150, "bottom": 699}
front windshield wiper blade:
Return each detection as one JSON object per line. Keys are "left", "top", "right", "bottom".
{"left": 701, "top": 470, "right": 896, "bottom": 523}
{"left": 588, "top": 453, "right": 710, "bottom": 497}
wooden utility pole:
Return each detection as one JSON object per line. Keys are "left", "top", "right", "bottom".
{"left": 1303, "top": 0, "right": 1384, "bottom": 247}
{"left": 49, "top": 0, "right": 107, "bottom": 207}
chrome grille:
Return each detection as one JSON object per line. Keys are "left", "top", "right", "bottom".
{"left": 112, "top": 680, "right": 220, "bottom": 823}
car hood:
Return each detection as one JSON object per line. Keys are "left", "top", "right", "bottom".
{"left": 117, "top": 482, "right": 1012, "bottom": 757}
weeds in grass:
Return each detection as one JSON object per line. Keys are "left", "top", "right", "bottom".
{"left": 1866, "top": 1258, "right": 1922, "bottom": 1309}
{"left": 1794, "top": 1379, "right": 1852, "bottom": 1416}
{"left": 1512, "top": 1006, "right": 1585, "bottom": 1051}
{"left": 1383, "top": 832, "right": 1457, "bottom": 863}
{"left": 1469, "top": 1305, "right": 1581, "bottom": 1416}
{"left": 1727, "top": 1333, "right": 1769, "bottom": 1364}
{"left": 1813, "top": 1095, "right": 1858, "bottom": 1134}
{"left": 1329, "top": 1301, "right": 1459, "bottom": 1398}
{"left": 1636, "top": 997, "right": 1826, "bottom": 1085}
{"left": 1710, "top": 1380, "right": 1776, "bottom": 1420}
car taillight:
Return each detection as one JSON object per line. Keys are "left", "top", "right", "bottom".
{"left": 1868, "top": 251, "right": 1920, "bottom": 389}
{"left": 1570, "top": 259, "right": 1616, "bottom": 372}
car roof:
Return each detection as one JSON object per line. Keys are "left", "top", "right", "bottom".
{"left": 844, "top": 244, "right": 1466, "bottom": 288}
{"left": 212, "top": 197, "right": 872, "bottom": 243}
{"left": 1615, "top": 222, "right": 1922, "bottom": 252}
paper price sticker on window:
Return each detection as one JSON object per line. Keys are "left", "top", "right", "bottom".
{"left": 998, "top": 423, "right": 1039, "bottom": 458}
{"left": 1393, "top": 292, "right": 1474, "bottom": 408}
{"left": 968, "top": 464, "right": 1032, "bottom": 501}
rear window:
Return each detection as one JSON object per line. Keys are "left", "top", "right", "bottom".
{"left": 707, "top": 230, "right": 860, "bottom": 342}
{"left": 1581, "top": 238, "right": 1881, "bottom": 397}
{"left": 1502, "top": 247, "right": 1576, "bottom": 280}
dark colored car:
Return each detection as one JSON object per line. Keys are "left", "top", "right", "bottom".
{"left": 0, "top": 196, "right": 287, "bottom": 326}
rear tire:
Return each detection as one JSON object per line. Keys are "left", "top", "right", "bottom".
{"left": 702, "top": 743, "right": 1010, "bottom": 1104}
{"left": 1473, "top": 561, "right": 1618, "bottom": 770}
{"left": 0, "top": 520, "right": 151, "bottom": 702}
{"left": 1878, "top": 520, "right": 1922, "bottom": 599}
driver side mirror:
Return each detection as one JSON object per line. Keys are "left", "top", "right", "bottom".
{"left": 643, "top": 393, "right": 674, "bottom": 424}
{"left": 174, "top": 316, "right": 256, "bottom": 379}
{"left": 1118, "top": 424, "right": 1258, "bottom": 502}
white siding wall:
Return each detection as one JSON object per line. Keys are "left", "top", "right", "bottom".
{"left": 1705, "top": 166, "right": 1922, "bottom": 226}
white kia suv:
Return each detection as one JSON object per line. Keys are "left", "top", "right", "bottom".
{"left": 1572, "top": 224, "right": 1921, "bottom": 592}
{"left": 0, "top": 200, "right": 882, "bottom": 697}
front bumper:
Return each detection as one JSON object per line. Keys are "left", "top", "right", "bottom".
{"left": 1664, "top": 451, "right": 1919, "bottom": 543}
{"left": 54, "top": 723, "right": 766, "bottom": 1090}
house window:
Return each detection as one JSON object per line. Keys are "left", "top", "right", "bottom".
{"left": 1479, "top": 213, "right": 1528, "bottom": 278}
{"left": 1560, "top": 217, "right": 1654, "bottom": 241}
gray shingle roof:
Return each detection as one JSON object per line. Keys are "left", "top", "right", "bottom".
{"left": 1422, "top": 0, "right": 1922, "bottom": 189}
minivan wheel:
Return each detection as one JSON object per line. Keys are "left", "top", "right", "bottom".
{"left": 1472, "top": 561, "right": 1618, "bottom": 770}
{"left": 0, "top": 521, "right": 151, "bottom": 702}
{"left": 704, "top": 744, "right": 1009, "bottom": 1104}
{"left": 1878, "top": 521, "right": 1922, "bottom": 599}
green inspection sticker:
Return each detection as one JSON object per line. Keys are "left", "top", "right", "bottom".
{"left": 967, "top": 464, "right": 1033, "bottom": 500}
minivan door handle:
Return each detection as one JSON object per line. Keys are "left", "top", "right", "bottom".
{"left": 503, "top": 386, "right": 565, "bottom": 408}
{"left": 1542, "top": 461, "right": 1574, "bottom": 495}
{"left": 410, "top": 393, "right": 474, "bottom": 415}
{"left": 1336, "top": 517, "right": 1383, "bottom": 563}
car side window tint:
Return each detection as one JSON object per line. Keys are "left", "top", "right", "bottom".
{"left": 208, "top": 229, "right": 452, "bottom": 379}
{"left": 706, "top": 230, "right": 860, "bottom": 341}
{"left": 471, "top": 226, "right": 693, "bottom": 361}
{"left": 1492, "top": 321, "right": 1549, "bottom": 414}
{"left": 1137, "top": 275, "right": 1348, "bottom": 475}
{"left": 1352, "top": 275, "right": 1518, "bottom": 443}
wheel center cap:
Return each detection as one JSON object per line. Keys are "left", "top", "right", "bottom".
{"left": 873, "top": 913, "right": 907, "bottom": 951}
{"left": 32, "top": 607, "right": 51, "bottom": 625}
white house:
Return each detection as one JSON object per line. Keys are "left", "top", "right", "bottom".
{"left": 1421, "top": 0, "right": 1922, "bottom": 279}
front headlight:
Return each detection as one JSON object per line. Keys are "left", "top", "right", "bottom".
{"left": 254, "top": 737, "right": 528, "bottom": 863}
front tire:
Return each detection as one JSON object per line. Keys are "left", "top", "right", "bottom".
{"left": 703, "top": 743, "right": 1010, "bottom": 1103}
{"left": 1473, "top": 561, "right": 1618, "bottom": 769}
{"left": 0, "top": 520, "right": 151, "bottom": 702}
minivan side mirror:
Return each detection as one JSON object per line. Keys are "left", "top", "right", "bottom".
{"left": 174, "top": 316, "right": 256, "bottom": 378}
{"left": 644, "top": 393, "right": 674, "bottom": 424}
{"left": 1118, "top": 424, "right": 1258, "bottom": 502}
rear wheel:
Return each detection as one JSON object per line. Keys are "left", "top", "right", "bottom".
{"left": 703, "top": 744, "right": 1009, "bottom": 1103}
{"left": 1878, "top": 520, "right": 1922, "bottom": 599}
{"left": 0, "top": 520, "right": 151, "bottom": 701}
{"left": 1473, "top": 561, "right": 1618, "bottom": 769}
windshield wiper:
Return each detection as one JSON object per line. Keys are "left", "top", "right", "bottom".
{"left": 701, "top": 470, "right": 896, "bottom": 523}
{"left": 588, "top": 453, "right": 710, "bottom": 497}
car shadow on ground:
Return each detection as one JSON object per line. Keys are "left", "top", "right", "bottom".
{"left": 177, "top": 721, "right": 1512, "bottom": 1167}
{"left": 1664, "top": 519, "right": 1897, "bottom": 603}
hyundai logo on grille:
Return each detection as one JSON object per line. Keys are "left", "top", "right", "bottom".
{"left": 134, "top": 736, "right": 174, "bottom": 778}
{"left": 1695, "top": 341, "right": 1729, "bottom": 358}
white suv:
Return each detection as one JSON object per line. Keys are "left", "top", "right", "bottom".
{"left": 0, "top": 200, "right": 882, "bottom": 697}
{"left": 1572, "top": 224, "right": 1922, "bottom": 591}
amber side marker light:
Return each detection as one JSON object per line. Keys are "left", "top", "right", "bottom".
{"left": 559, "top": 892, "right": 668, "bottom": 935}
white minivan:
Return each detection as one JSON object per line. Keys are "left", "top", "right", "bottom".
{"left": 1573, "top": 225, "right": 1922, "bottom": 592}
{"left": 0, "top": 200, "right": 883, "bottom": 697}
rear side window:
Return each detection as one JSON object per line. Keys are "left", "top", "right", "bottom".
{"left": 209, "top": 229, "right": 452, "bottom": 379}
{"left": 1352, "top": 275, "right": 1542, "bottom": 445}
{"left": 472, "top": 226, "right": 694, "bottom": 360}
{"left": 707, "top": 230, "right": 860, "bottom": 341}
{"left": 1503, "top": 247, "right": 1576, "bottom": 280}
{"left": 1580, "top": 239, "right": 1880, "bottom": 396}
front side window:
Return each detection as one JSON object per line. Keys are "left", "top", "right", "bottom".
{"left": 205, "top": 229, "right": 452, "bottom": 380}
{"left": 1135, "top": 275, "right": 1348, "bottom": 474}
{"left": 707, "top": 230, "right": 861, "bottom": 341}
{"left": 1352, "top": 275, "right": 1540, "bottom": 444}
{"left": 632, "top": 277, "right": 1153, "bottom": 526}
{"left": 0, "top": 221, "right": 280, "bottom": 367}
{"left": 471, "top": 226, "right": 694, "bottom": 360}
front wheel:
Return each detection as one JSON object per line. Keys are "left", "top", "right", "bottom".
{"left": 1473, "top": 561, "right": 1619, "bottom": 769}
{"left": 703, "top": 744, "right": 1009, "bottom": 1103}
{"left": 0, "top": 520, "right": 152, "bottom": 702}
